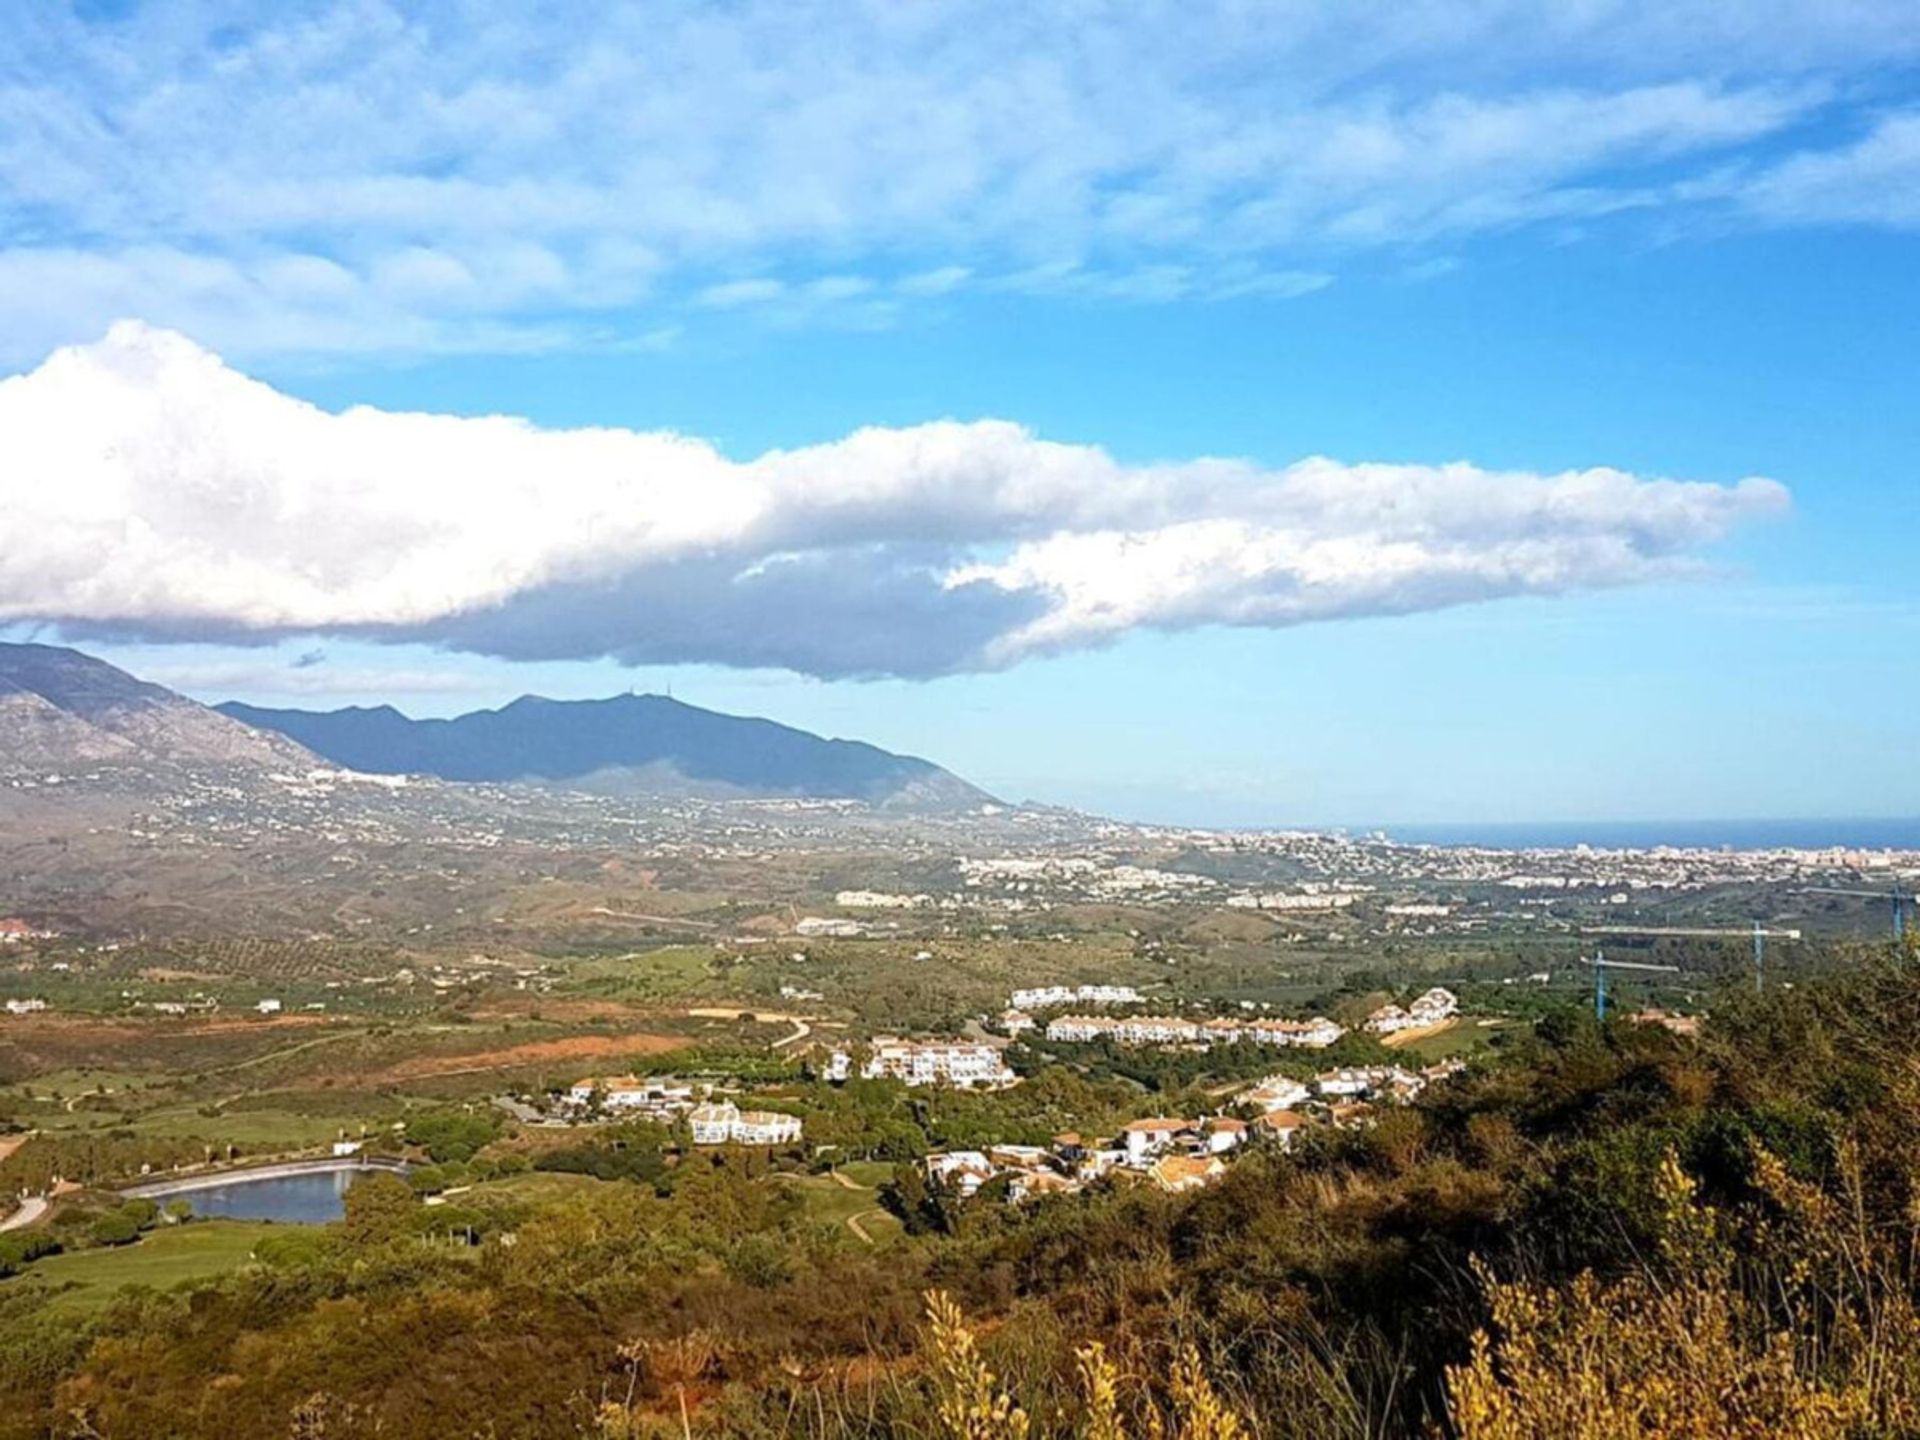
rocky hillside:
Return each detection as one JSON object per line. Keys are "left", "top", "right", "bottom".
{"left": 0, "top": 643, "right": 316, "bottom": 773}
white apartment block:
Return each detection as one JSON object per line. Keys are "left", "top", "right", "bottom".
{"left": 794, "top": 916, "right": 865, "bottom": 938}
{"left": 1047, "top": 1013, "right": 1344, "bottom": 1050}
{"left": 1009, "top": 983, "right": 1144, "bottom": 1011}
{"left": 3, "top": 997, "right": 47, "bottom": 1015}
{"left": 857, "top": 1038, "right": 1018, "bottom": 1089}
{"left": 1225, "top": 891, "right": 1360, "bottom": 912}
{"left": 688, "top": 1101, "right": 803, "bottom": 1146}
{"left": 834, "top": 890, "right": 931, "bottom": 909}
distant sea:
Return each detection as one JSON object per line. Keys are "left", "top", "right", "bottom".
{"left": 1360, "top": 819, "right": 1920, "bottom": 852}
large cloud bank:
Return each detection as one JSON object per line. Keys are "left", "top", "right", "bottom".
{"left": 5, "top": 4, "right": 1920, "bottom": 361}
{"left": 0, "top": 324, "right": 1787, "bottom": 678}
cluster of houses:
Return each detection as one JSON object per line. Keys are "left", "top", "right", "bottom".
{"left": 1008, "top": 983, "right": 1144, "bottom": 1010}
{"left": 826, "top": 1038, "right": 1018, "bottom": 1089}
{"left": 563, "top": 1075, "right": 803, "bottom": 1146}
{"left": 1244, "top": 1060, "right": 1466, "bottom": 1132}
{"left": 923, "top": 1118, "right": 1253, "bottom": 1201}
{"left": 1363, "top": 987, "right": 1459, "bottom": 1034}
{"left": 566, "top": 1074, "right": 698, "bottom": 1118}
{"left": 919, "top": 1056, "right": 1469, "bottom": 1204}
{"left": 1043, "top": 1012, "right": 1346, "bottom": 1050}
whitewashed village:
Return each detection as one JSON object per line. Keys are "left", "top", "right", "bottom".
{"left": 543, "top": 985, "right": 1465, "bottom": 1206}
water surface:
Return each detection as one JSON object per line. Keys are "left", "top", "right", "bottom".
{"left": 177, "top": 1168, "right": 366, "bottom": 1224}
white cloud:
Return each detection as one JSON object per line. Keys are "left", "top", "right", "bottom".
{"left": 1735, "top": 111, "right": 1920, "bottom": 229}
{"left": 0, "top": 2, "right": 1912, "bottom": 357}
{"left": 139, "top": 660, "right": 493, "bottom": 699}
{"left": 0, "top": 325, "right": 1788, "bottom": 679}
{"left": 695, "top": 278, "right": 787, "bottom": 309}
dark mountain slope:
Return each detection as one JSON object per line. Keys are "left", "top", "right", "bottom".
{"left": 218, "top": 692, "right": 992, "bottom": 809}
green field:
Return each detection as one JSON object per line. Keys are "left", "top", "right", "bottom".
{"left": 2, "top": 1220, "right": 279, "bottom": 1313}
{"left": 1394, "top": 1017, "right": 1520, "bottom": 1061}
{"left": 774, "top": 1167, "right": 904, "bottom": 1245}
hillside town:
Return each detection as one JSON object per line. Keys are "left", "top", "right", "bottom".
{"left": 1043, "top": 1011, "right": 1348, "bottom": 1049}
{"left": 917, "top": 1056, "right": 1468, "bottom": 1204}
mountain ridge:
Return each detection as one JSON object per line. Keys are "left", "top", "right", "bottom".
{"left": 217, "top": 689, "right": 994, "bottom": 810}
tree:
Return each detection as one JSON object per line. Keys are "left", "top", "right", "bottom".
{"left": 340, "top": 1173, "right": 415, "bottom": 1247}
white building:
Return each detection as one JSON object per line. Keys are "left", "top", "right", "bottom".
{"left": 925, "top": 1150, "right": 997, "bottom": 1196}
{"left": 1315, "top": 1066, "right": 1427, "bottom": 1102}
{"left": 855, "top": 1038, "right": 1017, "bottom": 1089}
{"left": 3, "top": 998, "right": 47, "bottom": 1016}
{"left": 687, "top": 1101, "right": 803, "bottom": 1146}
{"left": 256, "top": 998, "right": 283, "bottom": 1015}
{"left": 1365, "top": 1004, "right": 1413, "bottom": 1034}
{"left": 1120, "top": 1117, "right": 1192, "bottom": 1165}
{"left": 1409, "top": 987, "right": 1459, "bottom": 1023}
{"left": 1314, "top": 1068, "right": 1374, "bottom": 1098}
{"left": 1047, "top": 1013, "right": 1342, "bottom": 1050}
{"left": 834, "top": 890, "right": 930, "bottom": 910}
{"left": 1202, "top": 1117, "right": 1248, "bottom": 1154}
{"left": 1245, "top": 1075, "right": 1312, "bottom": 1112}
{"left": 1366, "top": 987, "right": 1458, "bottom": 1034}
{"left": 1010, "top": 983, "right": 1144, "bottom": 1011}
{"left": 567, "top": 1075, "right": 696, "bottom": 1116}
{"left": 794, "top": 917, "right": 865, "bottom": 938}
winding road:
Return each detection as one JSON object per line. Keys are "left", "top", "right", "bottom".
{"left": 0, "top": 1195, "right": 48, "bottom": 1232}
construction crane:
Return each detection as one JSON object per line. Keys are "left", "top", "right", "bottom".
{"left": 1799, "top": 886, "right": 1916, "bottom": 941}
{"left": 1582, "top": 921, "right": 1786, "bottom": 993}
{"left": 1579, "top": 952, "right": 1681, "bottom": 1020}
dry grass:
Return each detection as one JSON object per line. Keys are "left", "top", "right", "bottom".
{"left": 367, "top": 1029, "right": 685, "bottom": 1083}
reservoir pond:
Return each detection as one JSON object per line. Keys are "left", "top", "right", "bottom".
{"left": 175, "top": 1167, "right": 370, "bottom": 1224}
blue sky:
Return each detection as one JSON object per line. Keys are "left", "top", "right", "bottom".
{"left": 2, "top": 2, "right": 1917, "bottom": 825}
